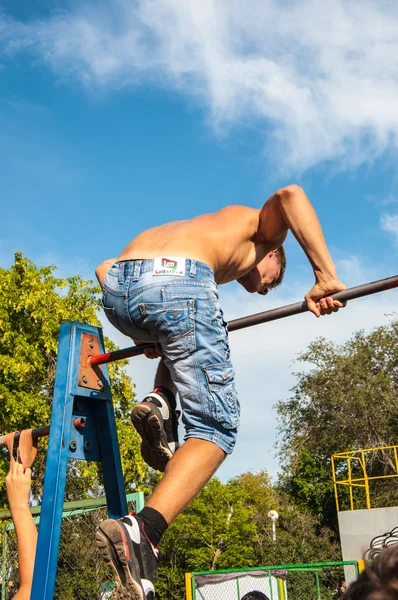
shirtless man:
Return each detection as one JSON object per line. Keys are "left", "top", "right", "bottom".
{"left": 95, "top": 184, "right": 346, "bottom": 599}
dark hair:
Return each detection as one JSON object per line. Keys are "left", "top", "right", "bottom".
{"left": 342, "top": 543, "right": 398, "bottom": 600}
{"left": 241, "top": 592, "right": 270, "bottom": 600}
{"left": 269, "top": 245, "right": 286, "bottom": 289}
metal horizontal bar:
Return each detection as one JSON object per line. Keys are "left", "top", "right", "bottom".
{"left": 334, "top": 456, "right": 363, "bottom": 462}
{"left": 335, "top": 478, "right": 366, "bottom": 484}
{"left": 365, "top": 473, "right": 398, "bottom": 481}
{"left": 333, "top": 444, "right": 398, "bottom": 457}
{"left": 91, "top": 274, "right": 398, "bottom": 365}
{"left": 334, "top": 481, "right": 367, "bottom": 487}
{"left": 227, "top": 273, "right": 398, "bottom": 332}
{"left": 192, "top": 560, "right": 359, "bottom": 576}
{"left": 0, "top": 418, "right": 86, "bottom": 448}
{"left": 335, "top": 474, "right": 398, "bottom": 485}
{"left": 88, "top": 343, "right": 155, "bottom": 366}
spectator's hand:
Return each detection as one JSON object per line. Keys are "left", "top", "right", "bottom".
{"left": 6, "top": 461, "right": 31, "bottom": 514}
{"left": 305, "top": 278, "right": 347, "bottom": 317}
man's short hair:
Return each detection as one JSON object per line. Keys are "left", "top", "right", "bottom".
{"left": 269, "top": 245, "right": 286, "bottom": 290}
{"left": 342, "top": 543, "right": 398, "bottom": 599}
{"left": 241, "top": 592, "right": 270, "bottom": 600}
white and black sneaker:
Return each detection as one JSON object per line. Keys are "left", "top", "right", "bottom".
{"left": 96, "top": 514, "right": 159, "bottom": 600}
{"left": 131, "top": 387, "right": 180, "bottom": 472}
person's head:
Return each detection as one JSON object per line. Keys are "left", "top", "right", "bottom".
{"left": 342, "top": 543, "right": 398, "bottom": 599}
{"left": 237, "top": 247, "right": 286, "bottom": 295}
{"left": 241, "top": 592, "right": 270, "bottom": 600}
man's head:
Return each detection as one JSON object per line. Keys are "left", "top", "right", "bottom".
{"left": 241, "top": 592, "right": 270, "bottom": 600}
{"left": 237, "top": 246, "right": 286, "bottom": 295}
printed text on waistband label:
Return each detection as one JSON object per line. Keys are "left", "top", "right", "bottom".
{"left": 153, "top": 257, "right": 186, "bottom": 277}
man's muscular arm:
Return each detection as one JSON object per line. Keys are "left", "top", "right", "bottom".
{"left": 259, "top": 185, "right": 346, "bottom": 317}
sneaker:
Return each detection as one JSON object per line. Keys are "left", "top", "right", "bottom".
{"left": 96, "top": 514, "right": 159, "bottom": 600}
{"left": 131, "top": 387, "right": 180, "bottom": 472}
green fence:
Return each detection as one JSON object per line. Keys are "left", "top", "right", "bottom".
{"left": 187, "top": 561, "right": 361, "bottom": 600}
{"left": 0, "top": 491, "right": 144, "bottom": 599}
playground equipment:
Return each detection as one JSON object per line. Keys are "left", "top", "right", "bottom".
{"left": 1, "top": 274, "right": 396, "bottom": 598}
{"left": 333, "top": 444, "right": 398, "bottom": 577}
{"left": 332, "top": 444, "right": 398, "bottom": 512}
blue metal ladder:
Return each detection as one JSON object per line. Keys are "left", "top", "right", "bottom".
{"left": 30, "top": 321, "right": 131, "bottom": 599}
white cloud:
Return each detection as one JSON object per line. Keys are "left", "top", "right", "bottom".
{"left": 100, "top": 259, "right": 398, "bottom": 482}
{"left": 381, "top": 213, "right": 398, "bottom": 243}
{"left": 2, "top": 0, "right": 398, "bottom": 171}
{"left": 368, "top": 194, "right": 398, "bottom": 207}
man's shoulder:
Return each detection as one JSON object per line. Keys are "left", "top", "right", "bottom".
{"left": 216, "top": 205, "right": 259, "bottom": 218}
{"left": 218, "top": 204, "right": 258, "bottom": 212}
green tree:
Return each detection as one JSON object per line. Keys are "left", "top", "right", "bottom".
{"left": 234, "top": 471, "right": 339, "bottom": 566}
{"left": 0, "top": 252, "right": 149, "bottom": 505}
{"left": 277, "top": 319, "right": 398, "bottom": 525}
{"left": 156, "top": 476, "right": 258, "bottom": 600}
{"left": 156, "top": 471, "right": 340, "bottom": 600}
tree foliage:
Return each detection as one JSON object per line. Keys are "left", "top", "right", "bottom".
{"left": 156, "top": 472, "right": 339, "bottom": 599}
{"left": 277, "top": 320, "right": 398, "bottom": 524}
{"left": 0, "top": 252, "right": 149, "bottom": 505}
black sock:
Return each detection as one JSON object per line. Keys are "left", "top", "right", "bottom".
{"left": 153, "top": 385, "right": 175, "bottom": 403}
{"left": 138, "top": 506, "right": 168, "bottom": 547}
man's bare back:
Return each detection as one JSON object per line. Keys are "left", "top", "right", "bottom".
{"left": 98, "top": 185, "right": 347, "bottom": 317}
{"left": 117, "top": 206, "right": 273, "bottom": 285}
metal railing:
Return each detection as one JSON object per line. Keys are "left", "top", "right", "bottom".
{"left": 187, "top": 561, "right": 362, "bottom": 600}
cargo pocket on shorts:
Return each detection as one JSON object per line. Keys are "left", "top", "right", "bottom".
{"left": 140, "top": 300, "right": 196, "bottom": 361}
{"left": 204, "top": 362, "right": 240, "bottom": 430}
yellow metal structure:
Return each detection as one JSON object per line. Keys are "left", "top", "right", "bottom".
{"left": 357, "top": 560, "right": 366, "bottom": 573}
{"left": 185, "top": 572, "right": 193, "bottom": 600}
{"left": 332, "top": 444, "right": 398, "bottom": 511}
{"left": 278, "top": 576, "right": 286, "bottom": 599}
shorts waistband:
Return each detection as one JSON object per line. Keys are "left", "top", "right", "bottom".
{"left": 113, "top": 258, "right": 215, "bottom": 279}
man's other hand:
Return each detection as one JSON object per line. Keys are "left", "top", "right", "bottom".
{"left": 143, "top": 343, "right": 163, "bottom": 359}
{"left": 133, "top": 339, "right": 163, "bottom": 359}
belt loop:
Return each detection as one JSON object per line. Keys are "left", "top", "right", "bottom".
{"left": 189, "top": 259, "right": 197, "bottom": 278}
{"left": 118, "top": 262, "right": 126, "bottom": 285}
{"left": 132, "top": 260, "right": 142, "bottom": 281}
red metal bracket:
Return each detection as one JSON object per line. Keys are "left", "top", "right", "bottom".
{"left": 78, "top": 333, "right": 106, "bottom": 391}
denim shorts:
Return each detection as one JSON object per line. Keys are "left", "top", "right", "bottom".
{"left": 101, "top": 258, "right": 240, "bottom": 454}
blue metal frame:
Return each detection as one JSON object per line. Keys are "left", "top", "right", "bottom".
{"left": 30, "top": 322, "right": 129, "bottom": 600}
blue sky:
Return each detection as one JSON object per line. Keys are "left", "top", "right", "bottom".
{"left": 1, "top": 0, "right": 398, "bottom": 482}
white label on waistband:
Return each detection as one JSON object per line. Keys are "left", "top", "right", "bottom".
{"left": 153, "top": 256, "right": 186, "bottom": 276}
